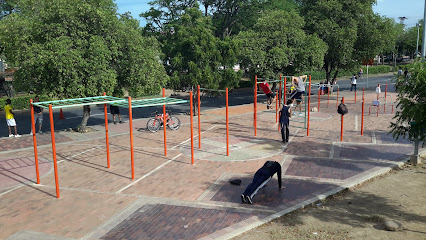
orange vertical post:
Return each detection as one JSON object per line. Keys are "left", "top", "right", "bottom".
{"left": 361, "top": 88, "right": 364, "bottom": 136}
{"left": 190, "top": 91, "right": 194, "bottom": 165}
{"left": 336, "top": 87, "right": 339, "bottom": 108}
{"left": 275, "top": 90, "right": 278, "bottom": 123}
{"left": 284, "top": 78, "right": 287, "bottom": 104}
{"left": 197, "top": 85, "right": 201, "bottom": 149}
{"left": 103, "top": 92, "right": 110, "bottom": 168}
{"left": 377, "top": 84, "right": 380, "bottom": 100}
{"left": 384, "top": 83, "right": 388, "bottom": 113}
{"left": 30, "top": 99, "right": 40, "bottom": 184}
{"left": 318, "top": 87, "right": 320, "bottom": 112}
{"left": 128, "top": 97, "right": 135, "bottom": 180}
{"left": 307, "top": 76, "right": 311, "bottom": 136}
{"left": 279, "top": 74, "right": 282, "bottom": 108}
{"left": 163, "top": 88, "right": 167, "bottom": 156}
{"left": 254, "top": 76, "right": 257, "bottom": 136}
{"left": 226, "top": 88, "right": 229, "bottom": 156}
{"left": 48, "top": 105, "right": 60, "bottom": 198}
{"left": 340, "top": 97, "right": 344, "bottom": 142}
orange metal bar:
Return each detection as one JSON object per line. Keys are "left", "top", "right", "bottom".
{"left": 307, "top": 76, "right": 311, "bottom": 136}
{"left": 163, "top": 88, "right": 167, "bottom": 156}
{"left": 190, "top": 91, "right": 194, "bottom": 165}
{"left": 226, "top": 88, "right": 229, "bottom": 156}
{"left": 254, "top": 76, "right": 257, "bottom": 136}
{"left": 318, "top": 87, "right": 320, "bottom": 112}
{"left": 30, "top": 99, "right": 40, "bottom": 184}
{"left": 341, "top": 97, "right": 344, "bottom": 142}
{"left": 279, "top": 74, "right": 282, "bottom": 108}
{"left": 277, "top": 91, "right": 279, "bottom": 131}
{"left": 284, "top": 78, "right": 287, "bottom": 104}
{"left": 128, "top": 97, "right": 135, "bottom": 180}
{"left": 103, "top": 92, "right": 110, "bottom": 168}
{"left": 48, "top": 105, "right": 60, "bottom": 198}
{"left": 377, "top": 84, "right": 380, "bottom": 100}
{"left": 197, "top": 85, "right": 201, "bottom": 149}
{"left": 361, "top": 88, "right": 364, "bottom": 136}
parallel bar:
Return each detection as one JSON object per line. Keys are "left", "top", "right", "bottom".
{"left": 190, "top": 91, "right": 194, "bottom": 165}
{"left": 254, "top": 76, "right": 257, "bottom": 136}
{"left": 49, "top": 104, "right": 60, "bottom": 199}
{"left": 226, "top": 88, "right": 229, "bottom": 156}
{"left": 307, "top": 76, "right": 311, "bottom": 136}
{"left": 361, "top": 88, "right": 364, "bottom": 136}
{"left": 128, "top": 97, "right": 135, "bottom": 180}
{"left": 341, "top": 97, "right": 344, "bottom": 142}
{"left": 163, "top": 88, "right": 167, "bottom": 156}
{"left": 197, "top": 85, "right": 201, "bottom": 149}
{"left": 199, "top": 88, "right": 226, "bottom": 92}
{"left": 30, "top": 99, "right": 40, "bottom": 184}
{"left": 103, "top": 93, "right": 110, "bottom": 168}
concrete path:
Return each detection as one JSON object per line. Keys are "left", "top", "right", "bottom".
{"left": 0, "top": 88, "right": 422, "bottom": 240}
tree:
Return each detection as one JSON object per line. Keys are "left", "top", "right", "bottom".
{"left": 391, "top": 62, "right": 426, "bottom": 160}
{"left": 299, "top": 0, "right": 387, "bottom": 81}
{"left": 0, "top": 0, "right": 167, "bottom": 131}
{"left": 164, "top": 6, "right": 241, "bottom": 114}
{"left": 236, "top": 10, "right": 327, "bottom": 79}
{"left": 396, "top": 20, "right": 423, "bottom": 58}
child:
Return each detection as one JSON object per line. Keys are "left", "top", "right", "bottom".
{"left": 279, "top": 99, "right": 292, "bottom": 143}
{"left": 4, "top": 99, "right": 20, "bottom": 137}
{"left": 258, "top": 80, "right": 276, "bottom": 109}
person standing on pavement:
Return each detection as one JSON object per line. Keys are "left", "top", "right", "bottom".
{"left": 31, "top": 96, "right": 43, "bottom": 134}
{"left": 109, "top": 105, "right": 122, "bottom": 124}
{"left": 4, "top": 99, "right": 20, "bottom": 137}
{"left": 279, "top": 99, "right": 292, "bottom": 143}
{"left": 241, "top": 161, "right": 283, "bottom": 204}
{"left": 350, "top": 74, "right": 357, "bottom": 92}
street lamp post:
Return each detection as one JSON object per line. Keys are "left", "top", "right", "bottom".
{"left": 416, "top": 23, "right": 420, "bottom": 58}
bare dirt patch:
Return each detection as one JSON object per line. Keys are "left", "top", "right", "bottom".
{"left": 234, "top": 161, "right": 426, "bottom": 240}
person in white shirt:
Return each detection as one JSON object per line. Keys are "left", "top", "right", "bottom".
{"left": 350, "top": 74, "right": 357, "bottom": 92}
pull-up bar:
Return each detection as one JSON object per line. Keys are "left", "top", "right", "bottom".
{"left": 197, "top": 85, "right": 229, "bottom": 156}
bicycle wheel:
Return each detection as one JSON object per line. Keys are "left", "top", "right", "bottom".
{"left": 167, "top": 116, "right": 180, "bottom": 130}
{"left": 147, "top": 118, "right": 161, "bottom": 132}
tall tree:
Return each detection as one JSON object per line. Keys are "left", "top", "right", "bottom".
{"left": 299, "top": 0, "right": 386, "bottom": 81}
{"left": 0, "top": 0, "right": 167, "bottom": 131}
{"left": 236, "top": 10, "right": 327, "bottom": 78}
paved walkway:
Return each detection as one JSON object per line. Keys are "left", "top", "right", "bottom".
{"left": 0, "top": 89, "right": 422, "bottom": 240}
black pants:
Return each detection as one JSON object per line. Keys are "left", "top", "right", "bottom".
{"left": 280, "top": 123, "right": 289, "bottom": 142}
{"left": 351, "top": 84, "right": 357, "bottom": 92}
{"left": 243, "top": 168, "right": 271, "bottom": 199}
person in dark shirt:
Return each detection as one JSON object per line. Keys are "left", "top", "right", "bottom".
{"left": 109, "top": 105, "right": 122, "bottom": 124}
{"left": 241, "top": 161, "right": 283, "bottom": 204}
{"left": 279, "top": 99, "right": 292, "bottom": 143}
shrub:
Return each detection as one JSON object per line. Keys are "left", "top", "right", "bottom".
{"left": 0, "top": 94, "right": 55, "bottom": 110}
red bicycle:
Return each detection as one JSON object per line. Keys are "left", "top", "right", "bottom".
{"left": 147, "top": 110, "right": 181, "bottom": 132}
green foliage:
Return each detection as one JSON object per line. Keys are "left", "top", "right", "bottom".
{"left": 164, "top": 7, "right": 241, "bottom": 90}
{"left": 396, "top": 20, "right": 423, "bottom": 57}
{"left": 236, "top": 10, "right": 327, "bottom": 79}
{"left": 360, "top": 65, "right": 392, "bottom": 75}
{"left": 0, "top": 0, "right": 167, "bottom": 99}
{"left": 391, "top": 61, "right": 426, "bottom": 144}
{"left": 0, "top": 94, "right": 54, "bottom": 110}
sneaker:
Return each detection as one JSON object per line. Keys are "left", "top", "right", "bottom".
{"left": 30, "top": 132, "right": 33, "bottom": 136}
{"left": 246, "top": 195, "right": 253, "bottom": 204}
{"left": 8, "top": 134, "right": 14, "bottom": 137}
{"left": 119, "top": 121, "right": 122, "bottom": 124}
{"left": 267, "top": 105, "right": 270, "bottom": 109}
{"left": 39, "top": 130, "right": 42, "bottom": 134}
{"left": 15, "top": 134, "right": 21, "bottom": 138}
{"left": 114, "top": 121, "right": 117, "bottom": 125}
{"left": 241, "top": 194, "right": 247, "bottom": 204}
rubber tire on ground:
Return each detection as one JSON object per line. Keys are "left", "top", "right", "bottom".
{"left": 147, "top": 118, "right": 161, "bottom": 132}
{"left": 167, "top": 116, "right": 180, "bottom": 130}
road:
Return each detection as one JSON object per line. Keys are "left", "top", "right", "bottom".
{"left": 4, "top": 73, "right": 396, "bottom": 138}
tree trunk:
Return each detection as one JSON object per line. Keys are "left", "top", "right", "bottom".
{"left": 80, "top": 105, "right": 91, "bottom": 132}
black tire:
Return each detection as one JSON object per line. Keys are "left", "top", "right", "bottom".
{"left": 147, "top": 118, "right": 161, "bottom": 132}
{"left": 167, "top": 116, "right": 180, "bottom": 130}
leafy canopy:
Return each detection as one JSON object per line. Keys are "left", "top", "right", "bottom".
{"left": 236, "top": 10, "right": 327, "bottom": 78}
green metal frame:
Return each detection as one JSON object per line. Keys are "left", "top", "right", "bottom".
{"left": 32, "top": 96, "right": 189, "bottom": 109}
{"left": 199, "top": 87, "right": 227, "bottom": 93}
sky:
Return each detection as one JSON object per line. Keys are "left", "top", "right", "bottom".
{"left": 114, "top": 0, "right": 425, "bottom": 29}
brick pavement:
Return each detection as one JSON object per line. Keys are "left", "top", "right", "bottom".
{"left": 0, "top": 89, "right": 423, "bottom": 240}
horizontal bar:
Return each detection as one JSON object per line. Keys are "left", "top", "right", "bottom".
{"left": 199, "top": 88, "right": 227, "bottom": 92}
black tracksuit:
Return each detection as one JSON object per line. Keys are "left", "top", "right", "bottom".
{"left": 243, "top": 161, "right": 282, "bottom": 199}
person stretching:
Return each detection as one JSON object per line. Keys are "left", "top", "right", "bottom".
{"left": 241, "top": 161, "right": 283, "bottom": 204}
{"left": 290, "top": 75, "right": 307, "bottom": 111}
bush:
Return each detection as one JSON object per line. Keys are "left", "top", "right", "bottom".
{"left": 360, "top": 65, "right": 392, "bottom": 75}
{"left": 0, "top": 94, "right": 55, "bottom": 110}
